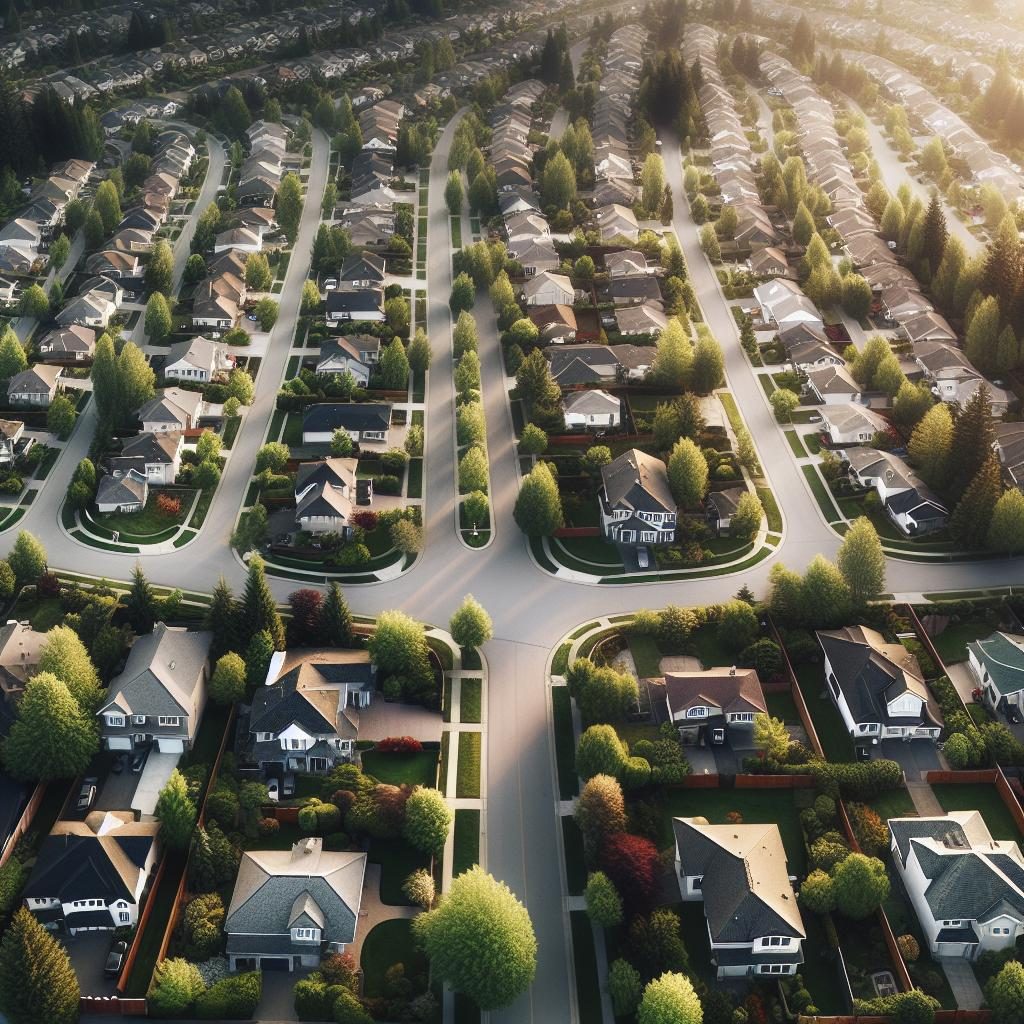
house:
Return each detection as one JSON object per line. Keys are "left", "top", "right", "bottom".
{"left": 594, "top": 203, "right": 639, "bottom": 242}
{"left": 816, "top": 625, "right": 943, "bottom": 742}
{"left": 0, "top": 419, "right": 22, "bottom": 465}
{"left": 192, "top": 274, "right": 243, "bottom": 329}
{"left": 819, "top": 405, "right": 889, "bottom": 446}
{"left": 37, "top": 324, "right": 96, "bottom": 362}
{"left": 673, "top": 816, "right": 805, "bottom": 979}
{"left": 86, "top": 249, "right": 142, "bottom": 279}
{"left": 22, "top": 811, "right": 160, "bottom": 936}
{"left": 7, "top": 365, "right": 61, "bottom": 407}
{"left": 617, "top": 302, "right": 669, "bottom": 337}
{"left": 901, "top": 311, "right": 957, "bottom": 345}
{"left": 705, "top": 486, "right": 752, "bottom": 536}
{"left": 214, "top": 226, "right": 263, "bottom": 254}
{"left": 805, "top": 364, "right": 861, "bottom": 405}
{"left": 225, "top": 838, "right": 366, "bottom": 972}
{"left": 0, "top": 620, "right": 46, "bottom": 698}
{"left": 844, "top": 448, "right": 950, "bottom": 535}
{"left": 514, "top": 238, "right": 560, "bottom": 277}
{"left": 56, "top": 277, "right": 122, "bottom": 329}
{"left": 315, "top": 336, "right": 381, "bottom": 386}
{"left": 528, "top": 305, "right": 577, "bottom": 345}
{"left": 302, "top": 404, "right": 391, "bottom": 446}
{"left": 890, "top": 813, "right": 1024, "bottom": 961}
{"left": 548, "top": 345, "right": 622, "bottom": 386}
{"left": 107, "top": 431, "right": 183, "bottom": 486}
{"left": 967, "top": 632, "right": 1024, "bottom": 715}
{"left": 609, "top": 276, "right": 662, "bottom": 307}
{"left": 137, "top": 388, "right": 206, "bottom": 433}
{"left": 748, "top": 247, "right": 789, "bottom": 277}
{"left": 339, "top": 252, "right": 385, "bottom": 288}
{"left": 325, "top": 287, "right": 385, "bottom": 324}
{"left": 995, "top": 423, "right": 1024, "bottom": 489}
{"left": 163, "top": 337, "right": 234, "bottom": 384}
{"left": 242, "top": 648, "right": 377, "bottom": 775}
{"left": 662, "top": 666, "right": 767, "bottom": 743}
{"left": 562, "top": 389, "right": 621, "bottom": 431}
{"left": 606, "top": 250, "right": 649, "bottom": 277}
{"left": 753, "top": 280, "right": 823, "bottom": 331}
{"left": 524, "top": 271, "right": 574, "bottom": 307}
{"left": 98, "top": 622, "right": 213, "bottom": 753}
{"left": 599, "top": 448, "right": 676, "bottom": 545}
{"left": 95, "top": 470, "right": 148, "bottom": 514}
{"left": 294, "top": 458, "right": 370, "bottom": 534}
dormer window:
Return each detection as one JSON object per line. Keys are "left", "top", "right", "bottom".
{"left": 686, "top": 707, "right": 708, "bottom": 718}
{"left": 106, "top": 714, "right": 125, "bottom": 727}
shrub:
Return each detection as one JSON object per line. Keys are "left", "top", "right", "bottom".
{"left": 0, "top": 857, "right": 27, "bottom": 913}
{"left": 847, "top": 802, "right": 889, "bottom": 857}
{"left": 205, "top": 785, "right": 239, "bottom": 829}
{"left": 182, "top": 892, "right": 225, "bottom": 960}
{"left": 600, "top": 832, "right": 661, "bottom": 910}
{"left": 149, "top": 958, "right": 206, "bottom": 1016}
{"left": 195, "top": 971, "right": 262, "bottom": 1018}
{"left": 156, "top": 493, "right": 182, "bottom": 517}
{"left": 812, "top": 759, "right": 903, "bottom": 800}
{"left": 897, "top": 934, "right": 920, "bottom": 963}
{"left": 258, "top": 817, "right": 280, "bottom": 837}
{"left": 351, "top": 510, "right": 379, "bottom": 531}
{"left": 376, "top": 736, "right": 423, "bottom": 754}
{"left": 299, "top": 799, "right": 342, "bottom": 833}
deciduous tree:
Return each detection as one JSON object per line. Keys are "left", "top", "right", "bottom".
{"left": 209, "top": 652, "right": 246, "bottom": 705}
{"left": 836, "top": 517, "right": 886, "bottom": 606}
{"left": 637, "top": 973, "right": 702, "bottom": 1024}
{"left": 449, "top": 595, "right": 492, "bottom": 649}
{"left": 584, "top": 871, "right": 622, "bottom": 927}
{"left": 276, "top": 172, "right": 303, "bottom": 243}
{"left": 667, "top": 438, "right": 707, "bottom": 508}
{"left": 513, "top": 462, "right": 563, "bottom": 536}
{"left": 403, "top": 786, "right": 452, "bottom": 857}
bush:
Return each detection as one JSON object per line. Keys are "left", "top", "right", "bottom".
{"left": 812, "top": 759, "right": 903, "bottom": 800}
{"left": 897, "top": 933, "right": 920, "bottom": 963}
{"left": 600, "top": 832, "right": 661, "bottom": 910}
{"left": 182, "top": 892, "right": 225, "bottom": 960}
{"left": 156, "top": 493, "right": 182, "bottom": 517}
{"left": 195, "top": 971, "right": 262, "bottom": 1019}
{"left": 258, "top": 817, "right": 280, "bottom": 837}
{"left": 0, "top": 857, "right": 27, "bottom": 913}
{"left": 376, "top": 736, "right": 423, "bottom": 754}
{"left": 847, "top": 802, "right": 889, "bottom": 857}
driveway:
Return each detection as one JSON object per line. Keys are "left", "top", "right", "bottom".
{"left": 131, "top": 751, "right": 181, "bottom": 816}
{"left": 63, "top": 932, "right": 118, "bottom": 997}
{"left": 254, "top": 967, "right": 309, "bottom": 1021}
{"left": 95, "top": 766, "right": 139, "bottom": 813}
{"left": 877, "top": 739, "right": 943, "bottom": 782}
{"left": 947, "top": 662, "right": 978, "bottom": 705}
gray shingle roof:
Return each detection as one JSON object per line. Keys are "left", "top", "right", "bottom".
{"left": 601, "top": 449, "right": 674, "bottom": 515}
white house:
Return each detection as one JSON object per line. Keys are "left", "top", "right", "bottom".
{"left": 162, "top": 337, "right": 234, "bottom": 384}
{"left": 753, "top": 279, "right": 823, "bottom": 332}
{"left": 967, "top": 632, "right": 1024, "bottom": 715}
{"left": 95, "top": 470, "right": 148, "bottom": 513}
{"left": 816, "top": 625, "right": 943, "bottom": 742}
{"left": 523, "top": 271, "right": 574, "bottom": 307}
{"left": 562, "top": 389, "right": 621, "bottom": 430}
{"left": 673, "top": 816, "right": 805, "bottom": 978}
{"left": 890, "top": 813, "right": 1024, "bottom": 961}
{"left": 805, "top": 364, "right": 861, "bottom": 405}
{"left": 819, "top": 405, "right": 890, "bottom": 446}
{"left": 599, "top": 449, "right": 676, "bottom": 546}
{"left": 844, "top": 448, "right": 950, "bottom": 536}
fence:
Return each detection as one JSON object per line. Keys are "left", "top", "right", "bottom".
{"left": 735, "top": 773, "right": 814, "bottom": 788}
{"left": 802, "top": 1014, "right": 991, "bottom": 1023}
{"left": 0, "top": 780, "right": 45, "bottom": 872}
{"left": 79, "top": 996, "right": 148, "bottom": 1016}
{"left": 553, "top": 526, "right": 601, "bottom": 538}
{"left": 116, "top": 852, "right": 168, "bottom": 995}
{"left": 924, "top": 767, "right": 1024, "bottom": 835}
{"left": 901, "top": 604, "right": 972, "bottom": 721}
{"left": 767, "top": 615, "right": 825, "bottom": 759}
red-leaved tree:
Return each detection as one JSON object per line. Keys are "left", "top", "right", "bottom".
{"left": 351, "top": 510, "right": 379, "bottom": 531}
{"left": 377, "top": 736, "right": 423, "bottom": 754}
{"left": 156, "top": 493, "right": 182, "bottom": 517}
{"left": 599, "top": 833, "right": 661, "bottom": 910}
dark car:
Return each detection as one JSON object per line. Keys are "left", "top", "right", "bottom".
{"left": 76, "top": 777, "right": 98, "bottom": 812}
{"left": 855, "top": 745, "right": 873, "bottom": 762}
{"left": 104, "top": 940, "right": 127, "bottom": 978}
{"left": 111, "top": 753, "right": 129, "bottom": 774}
{"left": 130, "top": 748, "right": 148, "bottom": 774}
{"left": 1009, "top": 707, "right": 1022, "bottom": 726}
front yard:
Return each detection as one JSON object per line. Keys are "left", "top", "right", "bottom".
{"left": 360, "top": 747, "right": 438, "bottom": 788}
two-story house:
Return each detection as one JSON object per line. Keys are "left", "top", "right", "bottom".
{"left": 106, "top": 431, "right": 183, "bottom": 486}
{"left": 673, "top": 816, "right": 805, "bottom": 978}
{"left": 315, "top": 336, "right": 381, "bottom": 386}
{"left": 661, "top": 667, "right": 767, "bottom": 744}
{"left": 162, "top": 337, "right": 234, "bottom": 384}
{"left": 967, "top": 632, "right": 1024, "bottom": 716}
{"left": 845, "top": 449, "right": 949, "bottom": 536}
{"left": 225, "top": 838, "right": 366, "bottom": 972}
{"left": 890, "top": 813, "right": 1024, "bottom": 961}
{"left": 137, "top": 388, "right": 206, "bottom": 433}
{"left": 598, "top": 448, "right": 676, "bottom": 546}
{"left": 22, "top": 811, "right": 160, "bottom": 936}
{"left": 294, "top": 458, "right": 370, "bottom": 535}
{"left": 97, "top": 623, "right": 213, "bottom": 753}
{"left": 816, "top": 625, "right": 943, "bottom": 743}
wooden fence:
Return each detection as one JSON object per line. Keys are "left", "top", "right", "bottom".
{"left": 0, "top": 780, "right": 45, "bottom": 871}
{"left": 553, "top": 526, "right": 601, "bottom": 538}
{"left": 767, "top": 615, "right": 825, "bottom": 758}
{"left": 79, "top": 996, "right": 148, "bottom": 1016}
{"left": 801, "top": 1014, "right": 990, "bottom": 1024}
{"left": 924, "top": 767, "right": 1024, "bottom": 836}
{"left": 115, "top": 852, "right": 168, "bottom": 995}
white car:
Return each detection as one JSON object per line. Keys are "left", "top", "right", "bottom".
{"left": 324, "top": 278, "right": 338, "bottom": 291}
{"left": 266, "top": 778, "right": 280, "bottom": 802}
{"left": 636, "top": 546, "right": 650, "bottom": 569}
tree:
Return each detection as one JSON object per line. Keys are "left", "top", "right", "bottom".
{"left": 413, "top": 866, "right": 536, "bottom": 1010}
{"left": 730, "top": 491, "right": 763, "bottom": 543}
{"left": 770, "top": 387, "right": 800, "bottom": 423}
{"left": 48, "top": 233, "right": 70, "bottom": 270}
{"left": 205, "top": 576, "right": 238, "bottom": 660}
{"left": 149, "top": 957, "right": 205, "bottom": 1017}
{"left": 384, "top": 297, "right": 410, "bottom": 336}
{"left": 459, "top": 447, "right": 488, "bottom": 493}
{"left": 210, "top": 652, "right": 246, "bottom": 705}
{"left": 117, "top": 341, "right": 155, "bottom": 415}
{"left": 94, "top": 179, "right": 121, "bottom": 234}
{"left": 986, "top": 960, "right": 1024, "bottom": 1024}
{"left": 908, "top": 402, "right": 953, "bottom": 490}
{"left": 718, "top": 598, "right": 760, "bottom": 651}
{"left": 378, "top": 337, "right": 410, "bottom": 390}
{"left": 997, "top": 325, "right": 1020, "bottom": 375}
{"left": 3, "top": 673, "right": 97, "bottom": 781}
{"left": 949, "top": 384, "right": 996, "bottom": 500}
{"left": 450, "top": 595, "right": 492, "bottom": 649}
{"left": 513, "top": 462, "right": 563, "bottom": 536}
{"left": 792, "top": 201, "right": 815, "bottom": 245}
{"left": 577, "top": 725, "right": 628, "bottom": 780}
{"left": 691, "top": 334, "right": 724, "bottom": 393}
{"left": 245, "top": 251, "right": 272, "bottom": 291}
{"left": 445, "top": 171, "right": 463, "bottom": 215}
{"left": 515, "top": 349, "right": 560, "bottom": 415}
{"left": 650, "top": 317, "right": 693, "bottom": 387}
{"left": 641, "top": 153, "right": 666, "bottom": 214}
{"left": 449, "top": 272, "right": 475, "bottom": 314}
{"left": 541, "top": 150, "right": 577, "bottom": 210}
{"left": 244, "top": 630, "right": 275, "bottom": 691}
{"left": 518, "top": 423, "right": 548, "bottom": 456}
{"left": 880, "top": 195, "right": 904, "bottom": 241}
{"left": 145, "top": 238, "right": 174, "bottom": 296}
{"left": 195, "top": 430, "right": 222, "bottom": 464}
{"left": 608, "top": 959, "right": 643, "bottom": 1017}
{"left": 988, "top": 489, "right": 1024, "bottom": 554}
{"left": 408, "top": 328, "right": 431, "bottom": 373}
{"left": 320, "top": 582, "right": 353, "bottom": 646}
{"left": 841, "top": 274, "right": 872, "bottom": 319}
{"left": 46, "top": 394, "right": 75, "bottom": 438}
{"left": 799, "top": 869, "right": 836, "bottom": 914}
{"left": 403, "top": 786, "right": 452, "bottom": 857}
{"left": 241, "top": 555, "right": 285, "bottom": 650}
{"left": 391, "top": 518, "right": 422, "bottom": 554}
{"left": 570, "top": 659, "right": 639, "bottom": 725}
{"left": 951, "top": 455, "right": 1002, "bottom": 549}
{"left": 145, "top": 291, "right": 172, "bottom": 344}
{"left": 8, "top": 531, "right": 45, "bottom": 585}
{"left": 277, "top": 172, "right": 303, "bottom": 243}
{"left": 966, "top": 294, "right": 1001, "bottom": 374}
{"left": 831, "top": 852, "right": 889, "bottom": 919}
{"left": 155, "top": 769, "right": 198, "bottom": 849}
{"left": 0, "top": 908, "right": 79, "bottom": 1024}
{"left": 666, "top": 438, "right": 706, "bottom": 509}
{"left": 331, "top": 429, "right": 354, "bottom": 457}
{"left": 698, "top": 223, "right": 721, "bottom": 260}
{"left": 368, "top": 610, "right": 432, "bottom": 684}
{"left": 453, "top": 311, "right": 479, "bottom": 357}
{"left": 254, "top": 297, "right": 279, "bottom": 331}
{"left": 637, "top": 973, "right": 702, "bottom": 1024}
{"left": 836, "top": 517, "right": 885, "bottom": 606}
{"left": 0, "top": 562, "right": 13, "bottom": 603}
{"left": 84, "top": 208, "right": 104, "bottom": 249}
{"left": 403, "top": 869, "right": 436, "bottom": 909}
{"left": 37, "top": 625, "right": 100, "bottom": 712}
{"left": 754, "top": 714, "right": 791, "bottom": 762}
{"left": 575, "top": 774, "right": 626, "bottom": 858}
{"left": 227, "top": 368, "right": 255, "bottom": 406}
{"left": 18, "top": 283, "right": 47, "bottom": 320}
{"left": 585, "top": 871, "right": 622, "bottom": 927}
{"left": 256, "top": 442, "right": 289, "bottom": 473}
{"left": 802, "top": 554, "right": 851, "bottom": 626}
{"left": 321, "top": 182, "right": 337, "bottom": 218}
{"left": 0, "top": 327, "right": 27, "bottom": 380}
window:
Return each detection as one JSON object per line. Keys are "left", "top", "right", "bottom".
{"left": 294, "top": 928, "right": 317, "bottom": 941}
{"left": 132, "top": 715, "right": 146, "bottom": 725}
{"left": 993, "top": 927, "right": 1010, "bottom": 935}
{"left": 763, "top": 937, "right": 785, "bottom": 947}
{"left": 692, "top": 876, "right": 703, "bottom": 890}
{"left": 157, "top": 716, "right": 179, "bottom": 727}
{"left": 686, "top": 707, "right": 708, "bottom": 718}
{"left": 107, "top": 715, "right": 125, "bottom": 727}
{"left": 289, "top": 738, "right": 303, "bottom": 750}
{"left": 945, "top": 921, "right": 962, "bottom": 927}
{"left": 760, "top": 965, "right": 787, "bottom": 975}
{"left": 731, "top": 713, "right": 754, "bottom": 723}
{"left": 119, "top": 912, "right": 130, "bottom": 923}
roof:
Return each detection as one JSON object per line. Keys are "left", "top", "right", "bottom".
{"left": 563, "top": 390, "right": 620, "bottom": 416}
{"left": 303, "top": 403, "right": 391, "bottom": 434}
{"left": 8, "top": 364, "right": 60, "bottom": 395}
{"left": 317, "top": 335, "right": 381, "bottom": 368}
{"left": 601, "top": 449, "right": 674, "bottom": 515}
{"left": 96, "top": 473, "right": 147, "bottom": 507}
{"left": 226, "top": 839, "right": 366, "bottom": 945}
{"left": 99, "top": 623, "right": 211, "bottom": 721}
{"left": 164, "top": 337, "right": 227, "bottom": 375}
{"left": 117, "top": 431, "right": 180, "bottom": 466}
{"left": 967, "top": 633, "right": 1024, "bottom": 697}
{"left": 38, "top": 324, "right": 96, "bottom": 355}
{"left": 672, "top": 817, "right": 805, "bottom": 943}
{"left": 819, "top": 404, "right": 889, "bottom": 436}
{"left": 817, "top": 625, "right": 942, "bottom": 729}
{"left": 548, "top": 345, "right": 622, "bottom": 384}
{"left": 326, "top": 287, "right": 384, "bottom": 314}
{"left": 137, "top": 387, "right": 203, "bottom": 425}
{"left": 705, "top": 485, "right": 748, "bottom": 518}
{"left": 663, "top": 667, "right": 766, "bottom": 717}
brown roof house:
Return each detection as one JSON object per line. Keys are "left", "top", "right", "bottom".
{"left": 661, "top": 666, "right": 767, "bottom": 744}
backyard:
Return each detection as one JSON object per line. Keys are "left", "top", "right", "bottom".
{"left": 932, "top": 783, "right": 1023, "bottom": 841}
{"left": 929, "top": 620, "right": 994, "bottom": 664}
{"left": 792, "top": 662, "right": 855, "bottom": 762}
{"left": 369, "top": 837, "right": 430, "bottom": 905}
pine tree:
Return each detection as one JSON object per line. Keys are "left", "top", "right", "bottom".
{"left": 997, "top": 325, "right": 1020, "bottom": 374}
{"left": 276, "top": 173, "right": 303, "bottom": 244}
{"left": 0, "top": 908, "right": 79, "bottom": 1024}
{"left": 949, "top": 384, "right": 996, "bottom": 500}
{"left": 982, "top": 222, "right": 1021, "bottom": 310}
{"left": 932, "top": 236, "right": 966, "bottom": 311}
{"left": 125, "top": 562, "right": 159, "bottom": 635}
{"left": 145, "top": 238, "right": 174, "bottom": 295}
{"left": 155, "top": 769, "right": 197, "bottom": 850}
{"left": 0, "top": 326, "right": 27, "bottom": 380}
{"left": 921, "top": 193, "right": 948, "bottom": 274}
{"left": 205, "top": 576, "right": 239, "bottom": 660}
{"left": 320, "top": 581, "right": 354, "bottom": 647}
{"left": 240, "top": 555, "right": 285, "bottom": 650}
{"left": 951, "top": 455, "right": 1002, "bottom": 549}
{"left": 965, "top": 294, "right": 1001, "bottom": 375}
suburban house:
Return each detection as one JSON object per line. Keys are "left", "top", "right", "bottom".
{"left": 37, "top": 324, "right": 96, "bottom": 362}
{"left": 816, "top": 625, "right": 943, "bottom": 742}
{"left": 524, "top": 271, "right": 574, "bottom": 307}
{"left": 705, "top": 485, "right": 751, "bottom": 536}
{"left": 95, "top": 470, "right": 148, "bottom": 514}
{"left": 302, "top": 404, "right": 391, "bottom": 447}
{"left": 661, "top": 667, "right": 767, "bottom": 744}
{"left": 890, "top": 812, "right": 1024, "bottom": 960}
{"left": 225, "top": 838, "right": 366, "bottom": 972}
{"left": 844, "top": 448, "right": 949, "bottom": 535}
{"left": 753, "top": 280, "right": 823, "bottom": 332}
{"left": 56, "top": 277, "right": 122, "bottom": 329}
{"left": 162, "top": 337, "right": 234, "bottom": 384}
{"left": 562, "top": 389, "right": 621, "bottom": 431}
{"left": 995, "top": 423, "right": 1024, "bottom": 489}
{"left": 818, "top": 405, "right": 889, "bottom": 446}
{"left": 325, "top": 287, "right": 385, "bottom": 324}
{"left": 137, "top": 388, "right": 206, "bottom": 433}
{"left": 529, "top": 304, "right": 578, "bottom": 344}
{"left": 106, "top": 431, "right": 183, "bottom": 486}
{"left": 22, "top": 811, "right": 160, "bottom": 936}
{"left": 340, "top": 252, "right": 385, "bottom": 288}
{"left": 97, "top": 623, "right": 213, "bottom": 753}
{"left": 315, "top": 336, "right": 381, "bottom": 386}
{"left": 294, "top": 458, "right": 370, "bottom": 535}
{"left": 0, "top": 419, "right": 23, "bottom": 464}
{"left": 805, "top": 364, "right": 861, "bottom": 405}
{"left": 241, "top": 648, "right": 377, "bottom": 775}
{"left": 0, "top": 620, "right": 46, "bottom": 698}
{"left": 748, "top": 247, "right": 789, "bottom": 277}
{"left": 594, "top": 203, "right": 639, "bottom": 241}
{"left": 617, "top": 303, "right": 668, "bottom": 337}
{"left": 606, "top": 249, "right": 650, "bottom": 277}
{"left": 7, "top": 364, "right": 61, "bottom": 406}
{"left": 599, "top": 448, "right": 676, "bottom": 546}
{"left": 673, "top": 816, "right": 805, "bottom": 978}
{"left": 967, "top": 632, "right": 1024, "bottom": 715}
{"left": 549, "top": 345, "right": 623, "bottom": 386}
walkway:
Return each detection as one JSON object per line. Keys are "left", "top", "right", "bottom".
{"left": 938, "top": 957, "right": 984, "bottom": 1011}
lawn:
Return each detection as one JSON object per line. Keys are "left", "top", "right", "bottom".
{"left": 628, "top": 633, "right": 663, "bottom": 678}
{"left": 765, "top": 688, "right": 800, "bottom": 724}
{"left": 655, "top": 789, "right": 806, "bottom": 875}
{"left": 124, "top": 851, "right": 187, "bottom": 997}
{"left": 554, "top": 536, "right": 622, "bottom": 566}
{"left": 692, "top": 624, "right": 733, "bottom": 669}
{"left": 802, "top": 465, "right": 842, "bottom": 522}
{"left": 562, "top": 816, "right": 586, "bottom": 896}
{"left": 552, "top": 643, "right": 571, "bottom": 676}
{"left": 360, "top": 919, "right": 428, "bottom": 999}
{"left": 282, "top": 413, "right": 303, "bottom": 446}
{"left": 793, "top": 662, "right": 855, "bottom": 762}
{"left": 552, "top": 686, "right": 578, "bottom": 799}
{"left": 460, "top": 678, "right": 481, "bottom": 723}
{"left": 361, "top": 748, "right": 438, "bottom": 788}
{"left": 452, "top": 808, "right": 480, "bottom": 878}
{"left": 368, "top": 837, "right": 430, "bottom": 905}
{"left": 570, "top": 911, "right": 602, "bottom": 1024}
{"left": 456, "top": 732, "right": 480, "bottom": 799}
{"left": 931, "top": 620, "right": 993, "bottom": 665}
{"left": 868, "top": 787, "right": 917, "bottom": 820}
{"left": 93, "top": 490, "right": 190, "bottom": 537}
{"left": 932, "top": 783, "right": 1023, "bottom": 840}
{"left": 9, "top": 594, "right": 63, "bottom": 631}
{"left": 784, "top": 429, "right": 806, "bottom": 458}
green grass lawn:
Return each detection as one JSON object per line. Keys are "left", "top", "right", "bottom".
{"left": 785, "top": 429, "right": 807, "bottom": 457}
{"left": 570, "top": 911, "right": 602, "bottom": 1024}
{"left": 693, "top": 625, "right": 733, "bottom": 670}
{"left": 361, "top": 748, "right": 438, "bottom": 788}
{"left": 552, "top": 687, "right": 578, "bottom": 799}
{"left": 868, "top": 787, "right": 917, "bottom": 820}
{"left": 765, "top": 688, "right": 800, "bottom": 724}
{"left": 368, "top": 837, "right": 430, "bottom": 905}
{"left": 93, "top": 490, "right": 190, "bottom": 537}
{"left": 931, "top": 620, "right": 993, "bottom": 664}
{"left": 757, "top": 486, "right": 783, "bottom": 532}
{"left": 655, "top": 789, "right": 806, "bottom": 875}
{"left": 452, "top": 808, "right": 480, "bottom": 878}
{"left": 460, "top": 679, "right": 481, "bottom": 723}
{"left": 628, "top": 633, "right": 663, "bottom": 678}
{"left": 793, "top": 662, "right": 855, "bottom": 762}
{"left": 124, "top": 851, "right": 187, "bottom": 997}
{"left": 9, "top": 594, "right": 63, "bottom": 631}
{"left": 562, "top": 816, "right": 586, "bottom": 896}
{"left": 802, "top": 464, "right": 842, "bottom": 522}
{"left": 932, "top": 783, "right": 1023, "bottom": 840}
{"left": 461, "top": 648, "right": 482, "bottom": 671}
{"left": 552, "top": 642, "right": 571, "bottom": 676}
{"left": 360, "top": 919, "right": 428, "bottom": 998}
{"left": 456, "top": 732, "right": 480, "bottom": 799}
{"left": 554, "top": 536, "right": 623, "bottom": 566}
{"left": 283, "top": 413, "right": 303, "bottom": 446}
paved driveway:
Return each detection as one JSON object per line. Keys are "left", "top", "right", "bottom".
{"left": 131, "top": 751, "right": 180, "bottom": 816}
{"left": 877, "top": 739, "right": 943, "bottom": 782}
{"left": 95, "top": 767, "right": 139, "bottom": 813}
{"left": 254, "top": 967, "right": 308, "bottom": 1021}
{"left": 63, "top": 932, "right": 118, "bottom": 997}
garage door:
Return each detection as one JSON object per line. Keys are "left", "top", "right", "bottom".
{"left": 259, "top": 957, "right": 291, "bottom": 972}
{"left": 107, "top": 738, "right": 132, "bottom": 751}
{"left": 157, "top": 738, "right": 184, "bottom": 753}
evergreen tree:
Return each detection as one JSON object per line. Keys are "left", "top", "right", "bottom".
{"left": 93, "top": 179, "right": 121, "bottom": 234}
{"left": 126, "top": 562, "right": 159, "bottom": 635}
{"left": 320, "top": 581, "right": 354, "bottom": 647}
{"left": 667, "top": 438, "right": 708, "bottom": 508}
{"left": 145, "top": 292, "right": 172, "bottom": 344}
{"left": 205, "top": 576, "right": 239, "bottom": 660}
{"left": 117, "top": 341, "right": 156, "bottom": 419}
{"left": 0, "top": 908, "right": 79, "bottom": 1024}
{"left": 276, "top": 173, "right": 303, "bottom": 244}
{"left": 155, "top": 769, "right": 197, "bottom": 849}
{"left": 921, "top": 193, "right": 948, "bottom": 274}
{"left": 988, "top": 489, "right": 1024, "bottom": 554}
{"left": 951, "top": 455, "right": 1002, "bottom": 549}
{"left": 513, "top": 462, "right": 563, "bottom": 536}
{"left": 949, "top": 384, "right": 996, "bottom": 500}
{"left": 649, "top": 317, "right": 694, "bottom": 387}
{"left": 145, "top": 238, "right": 174, "bottom": 295}
{"left": 0, "top": 326, "right": 27, "bottom": 380}
{"left": 91, "top": 332, "right": 118, "bottom": 419}
{"left": 240, "top": 555, "right": 285, "bottom": 650}
{"left": 244, "top": 630, "right": 275, "bottom": 691}
{"left": 997, "top": 324, "right": 1020, "bottom": 374}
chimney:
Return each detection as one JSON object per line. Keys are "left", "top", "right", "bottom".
{"left": 730, "top": 665, "right": 736, "bottom": 676}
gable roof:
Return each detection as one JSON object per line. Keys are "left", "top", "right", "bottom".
{"left": 601, "top": 448, "right": 674, "bottom": 515}
{"left": 663, "top": 667, "right": 767, "bottom": 717}
{"left": 137, "top": 387, "right": 203, "bottom": 425}
{"left": 96, "top": 472, "right": 147, "bottom": 508}
{"left": 302, "top": 403, "right": 391, "bottom": 434}
{"left": 563, "top": 389, "right": 620, "bottom": 416}
{"left": 968, "top": 633, "right": 1024, "bottom": 697}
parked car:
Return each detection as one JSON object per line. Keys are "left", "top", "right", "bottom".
{"left": 104, "top": 940, "right": 127, "bottom": 978}
{"left": 636, "top": 546, "right": 650, "bottom": 570}
{"left": 267, "top": 778, "right": 280, "bottom": 801}
{"left": 282, "top": 773, "right": 295, "bottom": 798}
{"left": 111, "top": 753, "right": 129, "bottom": 774}
{"left": 855, "top": 745, "right": 872, "bottom": 762}
{"left": 130, "top": 748, "right": 148, "bottom": 774}
{"left": 324, "top": 278, "right": 338, "bottom": 291}
{"left": 76, "top": 777, "right": 98, "bottom": 812}
{"left": 709, "top": 727, "right": 726, "bottom": 746}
